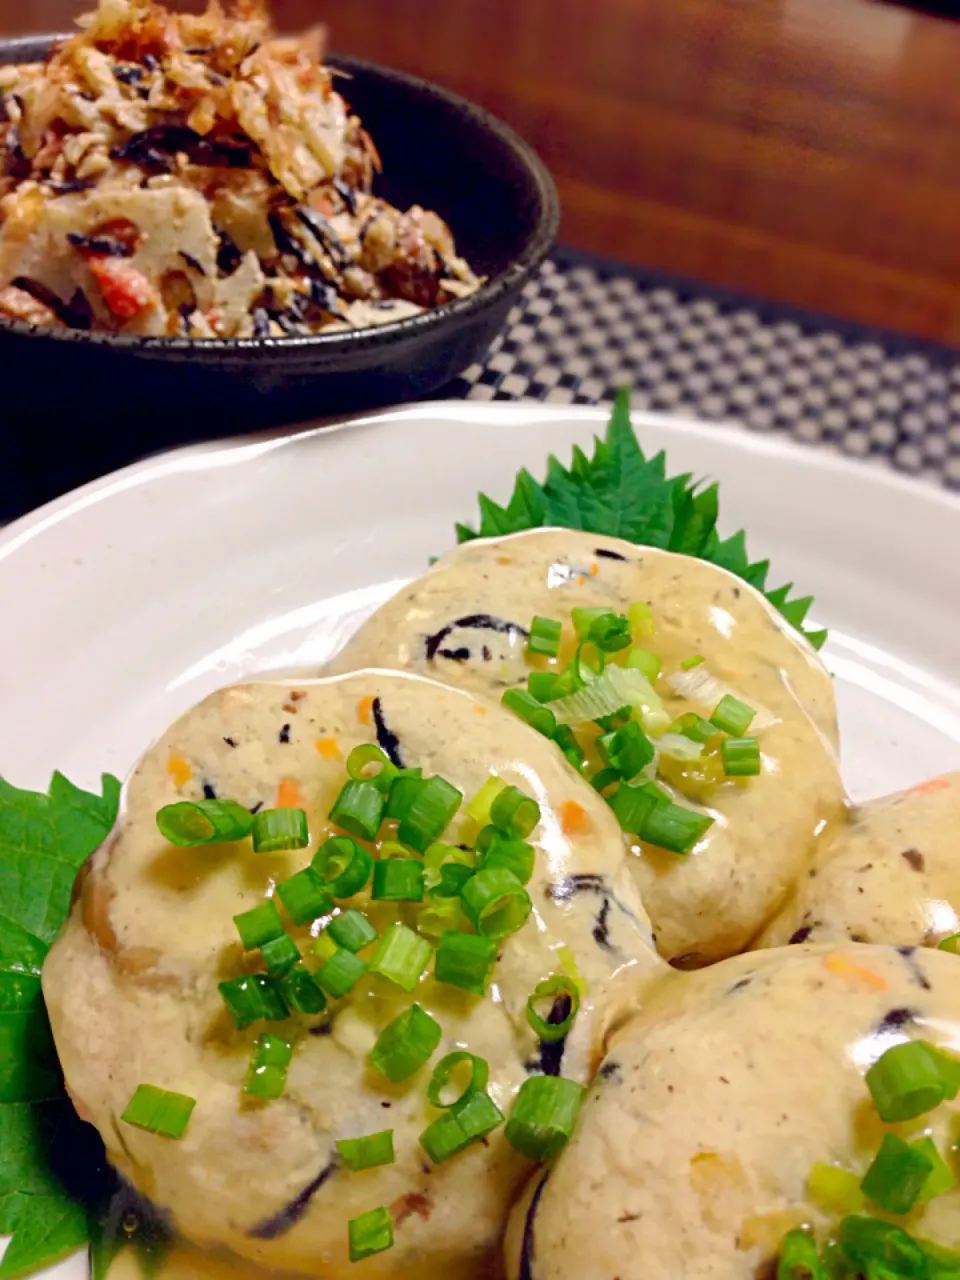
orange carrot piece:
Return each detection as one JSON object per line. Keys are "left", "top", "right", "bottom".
{"left": 824, "top": 952, "right": 887, "bottom": 991}
{"left": 474, "top": 705, "right": 488, "bottom": 716}
{"left": 558, "top": 800, "right": 590, "bottom": 835}
{"left": 590, "top": 563, "right": 599, "bottom": 576}
{"left": 276, "top": 778, "right": 306, "bottom": 810}
{"left": 357, "top": 696, "right": 375, "bottom": 726}
{"left": 315, "top": 737, "right": 342, "bottom": 760}
{"left": 909, "top": 777, "right": 950, "bottom": 796}
{"left": 167, "top": 753, "right": 193, "bottom": 788}
{"left": 497, "top": 555, "right": 511, "bottom": 565}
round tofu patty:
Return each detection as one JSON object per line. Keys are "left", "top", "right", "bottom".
{"left": 42, "top": 670, "right": 661, "bottom": 1279}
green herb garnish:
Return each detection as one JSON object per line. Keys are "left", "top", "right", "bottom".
{"left": 455, "top": 388, "right": 825, "bottom": 649}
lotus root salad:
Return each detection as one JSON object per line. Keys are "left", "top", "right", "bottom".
{"left": 18, "top": 406, "right": 960, "bottom": 1279}
{"left": 0, "top": 0, "right": 480, "bottom": 337}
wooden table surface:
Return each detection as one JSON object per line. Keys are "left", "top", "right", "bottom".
{"left": 5, "top": 0, "right": 960, "bottom": 344}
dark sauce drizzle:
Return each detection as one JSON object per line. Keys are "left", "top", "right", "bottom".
{"left": 247, "top": 1157, "right": 339, "bottom": 1239}
{"left": 519, "top": 1172, "right": 551, "bottom": 1280}
{"left": 423, "top": 614, "right": 529, "bottom": 662}
{"left": 372, "top": 697, "right": 405, "bottom": 768}
{"left": 594, "top": 547, "right": 627, "bottom": 561}
{"left": 897, "top": 946, "right": 932, "bottom": 991}
{"left": 876, "top": 1007, "right": 917, "bottom": 1036}
{"left": 788, "top": 925, "right": 814, "bottom": 945}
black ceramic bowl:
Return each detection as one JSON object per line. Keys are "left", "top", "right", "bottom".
{"left": 0, "top": 35, "right": 558, "bottom": 448}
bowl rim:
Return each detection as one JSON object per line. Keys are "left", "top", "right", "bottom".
{"left": 0, "top": 36, "right": 560, "bottom": 357}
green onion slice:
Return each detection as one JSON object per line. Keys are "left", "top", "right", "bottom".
{"left": 607, "top": 780, "right": 660, "bottom": 834}
{"left": 656, "top": 732, "right": 704, "bottom": 763}
{"left": 627, "top": 601, "right": 654, "bottom": 636}
{"left": 397, "top": 775, "right": 463, "bottom": 853}
{"left": 336, "top": 1129, "right": 395, "bottom": 1171}
{"left": 836, "top": 1215, "right": 927, "bottom": 1275}
{"left": 243, "top": 1032, "right": 293, "bottom": 1100}
{"left": 420, "top": 1090, "right": 504, "bottom": 1165}
{"left": 710, "top": 694, "right": 756, "bottom": 736}
{"left": 490, "top": 784, "right": 541, "bottom": 839}
{"left": 913, "top": 1135, "right": 957, "bottom": 1202}
{"left": 478, "top": 835, "right": 535, "bottom": 886}
{"left": 372, "top": 858, "right": 424, "bottom": 902}
{"left": 383, "top": 770, "right": 423, "bottom": 819}
{"left": 548, "top": 664, "right": 668, "bottom": 732}
{"left": 465, "top": 776, "right": 508, "bottom": 825}
{"left": 252, "top": 807, "right": 309, "bottom": 853}
{"left": 623, "top": 646, "right": 660, "bottom": 680}
{"left": 599, "top": 720, "right": 654, "bottom": 779}
{"left": 427, "top": 1051, "right": 490, "bottom": 1109}
{"left": 369, "top": 1003, "right": 442, "bottom": 1083}
{"left": 346, "top": 744, "right": 399, "bottom": 794}
{"left": 681, "top": 654, "right": 705, "bottom": 670}
{"left": 316, "top": 948, "right": 368, "bottom": 999}
{"left": 259, "top": 932, "right": 300, "bottom": 976}
{"left": 417, "top": 896, "right": 464, "bottom": 942}
{"left": 121, "top": 1084, "right": 196, "bottom": 1139}
{"left": 233, "top": 900, "right": 283, "bottom": 950}
{"left": 528, "top": 615, "right": 562, "bottom": 657}
{"left": 275, "top": 867, "right": 333, "bottom": 926}
{"left": 424, "top": 842, "right": 474, "bottom": 892}
{"left": 722, "top": 736, "right": 761, "bottom": 777}
{"left": 156, "top": 798, "right": 253, "bottom": 847}
{"left": 461, "top": 867, "right": 532, "bottom": 939}
{"left": 527, "top": 671, "right": 560, "bottom": 704}
{"left": 501, "top": 688, "right": 557, "bottom": 738}
{"left": 279, "top": 965, "right": 327, "bottom": 1016}
{"left": 671, "top": 712, "right": 717, "bottom": 744}
{"left": 860, "top": 1132, "right": 933, "bottom": 1215}
{"left": 328, "top": 779, "right": 384, "bottom": 842}
{"left": 327, "top": 908, "right": 378, "bottom": 953}
{"left": 369, "top": 922, "right": 433, "bottom": 992}
{"left": 776, "top": 1228, "right": 825, "bottom": 1280}
{"left": 637, "top": 800, "right": 713, "bottom": 854}
{"left": 434, "top": 930, "right": 498, "bottom": 995}
{"left": 938, "top": 933, "right": 960, "bottom": 955}
{"left": 552, "top": 724, "right": 586, "bottom": 771}
{"left": 312, "top": 835, "right": 373, "bottom": 899}
{"left": 505, "top": 1075, "right": 584, "bottom": 1161}
{"left": 865, "top": 1040, "right": 950, "bottom": 1123}
{"left": 348, "top": 1207, "right": 394, "bottom": 1262}
{"left": 526, "top": 975, "right": 580, "bottom": 1042}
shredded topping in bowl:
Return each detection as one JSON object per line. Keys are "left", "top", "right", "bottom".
{"left": 0, "top": 0, "right": 482, "bottom": 337}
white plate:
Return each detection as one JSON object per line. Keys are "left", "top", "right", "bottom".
{"left": 4, "top": 400, "right": 960, "bottom": 1280}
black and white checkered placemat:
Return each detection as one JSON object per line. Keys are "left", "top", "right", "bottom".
{"left": 451, "top": 251, "right": 960, "bottom": 489}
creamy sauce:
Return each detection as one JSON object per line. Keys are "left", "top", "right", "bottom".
{"left": 329, "top": 529, "right": 845, "bottom": 964}
{"left": 43, "top": 671, "right": 662, "bottom": 1280}
{"left": 759, "top": 772, "right": 960, "bottom": 949}
{"left": 505, "top": 943, "right": 960, "bottom": 1280}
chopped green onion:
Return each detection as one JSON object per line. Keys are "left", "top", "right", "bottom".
{"left": 623, "top": 647, "right": 660, "bottom": 680}
{"left": 434, "top": 931, "right": 498, "bottom": 995}
{"left": 912, "top": 1136, "right": 956, "bottom": 1203}
{"left": 490, "top": 785, "right": 541, "bottom": 839}
{"left": 919, "top": 1236, "right": 960, "bottom": 1273}
{"left": 627, "top": 601, "right": 654, "bottom": 636}
{"left": 312, "top": 835, "right": 372, "bottom": 899}
{"left": 420, "top": 1089, "right": 504, "bottom": 1164}
{"left": 638, "top": 800, "right": 713, "bottom": 854}
{"left": 233, "top": 900, "right": 283, "bottom": 950}
{"left": 671, "top": 712, "right": 717, "bottom": 744}
{"left": 722, "top": 736, "right": 761, "bottom": 777}
{"left": 369, "top": 923, "right": 433, "bottom": 992}
{"left": 328, "top": 780, "right": 384, "bottom": 842}
{"left": 505, "top": 1075, "right": 584, "bottom": 1161}
{"left": 316, "top": 948, "right": 368, "bottom": 999}
{"left": 327, "top": 909, "right": 378, "bottom": 953}
{"left": 260, "top": 932, "right": 300, "bottom": 976}
{"left": 397, "top": 776, "right": 463, "bottom": 853}
{"left": 586, "top": 612, "right": 631, "bottom": 654}
{"left": 252, "top": 807, "right": 309, "bottom": 853}
{"left": 156, "top": 798, "right": 254, "bottom": 847}
{"left": 710, "top": 694, "right": 756, "bottom": 736}
{"left": 346, "top": 744, "right": 398, "bottom": 794}
{"left": 526, "top": 975, "right": 580, "bottom": 1042}
{"left": 427, "top": 1051, "right": 490, "bottom": 1108}
{"left": 424, "top": 842, "right": 473, "bottom": 891}
{"left": 549, "top": 665, "right": 667, "bottom": 732}
{"left": 865, "top": 1040, "right": 950, "bottom": 1122}
{"left": 278, "top": 965, "right": 327, "bottom": 1015}
{"left": 479, "top": 834, "right": 535, "bottom": 885}
{"left": 599, "top": 720, "right": 654, "bottom": 779}
{"left": 384, "top": 771, "right": 423, "bottom": 819}
{"left": 837, "top": 1216, "right": 926, "bottom": 1275}
{"left": 501, "top": 688, "right": 557, "bottom": 737}
{"left": 219, "top": 974, "right": 288, "bottom": 1029}
{"left": 336, "top": 1129, "right": 395, "bottom": 1171}
{"left": 121, "top": 1084, "right": 196, "bottom": 1138}
{"left": 528, "top": 615, "right": 563, "bottom": 658}
{"left": 938, "top": 933, "right": 960, "bottom": 955}
{"left": 681, "top": 654, "right": 704, "bottom": 670}
{"left": 428, "top": 862, "right": 474, "bottom": 898}
{"left": 776, "top": 1228, "right": 825, "bottom": 1280}
{"left": 594, "top": 706, "right": 632, "bottom": 733}
{"left": 607, "top": 780, "right": 660, "bottom": 834}
{"left": 571, "top": 607, "right": 611, "bottom": 638}
{"left": 275, "top": 867, "right": 333, "bottom": 926}
{"left": 806, "top": 1163, "right": 865, "bottom": 1217}
{"left": 243, "top": 1032, "right": 293, "bottom": 1100}
{"left": 461, "top": 867, "right": 531, "bottom": 939}
{"left": 369, "top": 1003, "right": 441, "bottom": 1082}
{"left": 552, "top": 724, "right": 586, "bottom": 771}
{"left": 861, "top": 1132, "right": 933, "bottom": 1215}
{"left": 465, "top": 776, "right": 508, "bottom": 824}
{"left": 527, "top": 671, "right": 560, "bottom": 703}
{"left": 348, "top": 1207, "right": 393, "bottom": 1263}
{"left": 573, "top": 641, "right": 605, "bottom": 685}
{"left": 372, "top": 858, "right": 424, "bottom": 902}
{"left": 656, "top": 732, "right": 703, "bottom": 763}
{"left": 312, "top": 932, "right": 338, "bottom": 964}
{"left": 417, "top": 896, "right": 464, "bottom": 942}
